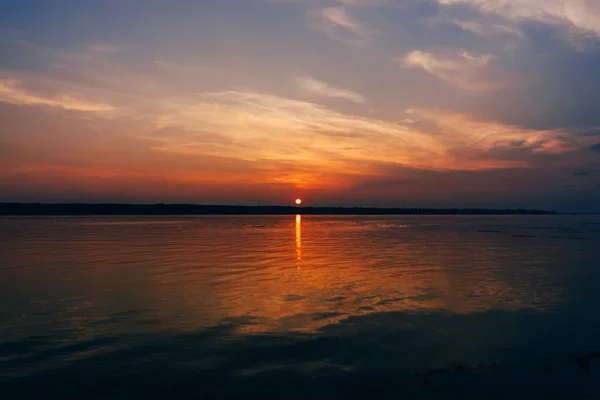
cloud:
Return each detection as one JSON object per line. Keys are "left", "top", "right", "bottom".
{"left": 308, "top": 6, "right": 372, "bottom": 43}
{"left": 1, "top": 56, "right": 591, "bottom": 178}
{"left": 450, "top": 19, "right": 524, "bottom": 38}
{"left": 1, "top": 40, "right": 596, "bottom": 199}
{"left": 298, "top": 76, "right": 367, "bottom": 103}
{"left": 320, "top": 7, "right": 363, "bottom": 34}
{"left": 405, "top": 108, "right": 588, "bottom": 157}
{"left": 148, "top": 90, "right": 440, "bottom": 172}
{"left": 398, "top": 50, "right": 504, "bottom": 91}
{"left": 573, "top": 170, "right": 591, "bottom": 176}
{"left": 149, "top": 90, "right": 597, "bottom": 177}
{"left": 438, "top": 0, "right": 600, "bottom": 41}
{"left": 0, "top": 77, "right": 114, "bottom": 112}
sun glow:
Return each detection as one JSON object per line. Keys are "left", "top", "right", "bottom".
{"left": 295, "top": 198, "right": 302, "bottom": 205}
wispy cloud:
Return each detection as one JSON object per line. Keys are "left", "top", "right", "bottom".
{"left": 438, "top": 0, "right": 600, "bottom": 41}
{"left": 398, "top": 50, "right": 504, "bottom": 91}
{"left": 149, "top": 89, "right": 593, "bottom": 173}
{"left": 148, "top": 90, "right": 439, "bottom": 171}
{"left": 1, "top": 38, "right": 597, "bottom": 203}
{"left": 0, "top": 78, "right": 114, "bottom": 112}
{"left": 1, "top": 1, "right": 599, "bottom": 209}
{"left": 298, "top": 76, "right": 366, "bottom": 103}
{"left": 308, "top": 6, "right": 372, "bottom": 43}
{"left": 405, "top": 108, "right": 585, "bottom": 157}
{"left": 2, "top": 56, "right": 590, "bottom": 177}
{"left": 450, "top": 19, "right": 524, "bottom": 38}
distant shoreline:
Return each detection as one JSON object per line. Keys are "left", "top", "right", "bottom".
{"left": 0, "top": 203, "right": 556, "bottom": 216}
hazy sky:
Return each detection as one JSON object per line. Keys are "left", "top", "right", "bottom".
{"left": 1, "top": 0, "right": 599, "bottom": 211}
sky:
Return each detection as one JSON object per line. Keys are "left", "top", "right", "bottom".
{"left": 1, "top": 0, "right": 600, "bottom": 211}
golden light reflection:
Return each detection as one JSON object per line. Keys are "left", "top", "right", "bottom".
{"left": 137, "top": 217, "right": 563, "bottom": 335}
{"left": 295, "top": 214, "right": 302, "bottom": 263}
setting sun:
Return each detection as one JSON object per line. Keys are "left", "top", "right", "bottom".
{"left": 295, "top": 198, "right": 302, "bottom": 205}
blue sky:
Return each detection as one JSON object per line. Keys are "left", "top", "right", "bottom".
{"left": 1, "top": 0, "right": 599, "bottom": 211}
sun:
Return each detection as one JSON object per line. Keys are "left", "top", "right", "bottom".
{"left": 295, "top": 198, "right": 302, "bottom": 205}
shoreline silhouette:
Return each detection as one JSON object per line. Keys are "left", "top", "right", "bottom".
{"left": 0, "top": 203, "right": 556, "bottom": 216}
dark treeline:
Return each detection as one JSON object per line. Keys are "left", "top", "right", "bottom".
{"left": 0, "top": 203, "right": 556, "bottom": 216}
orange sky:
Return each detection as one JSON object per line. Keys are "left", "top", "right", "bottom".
{"left": 1, "top": 1, "right": 600, "bottom": 210}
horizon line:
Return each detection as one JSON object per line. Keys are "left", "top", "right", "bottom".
{"left": 0, "top": 202, "right": 568, "bottom": 216}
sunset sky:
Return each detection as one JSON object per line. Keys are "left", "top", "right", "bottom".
{"left": 1, "top": 0, "right": 599, "bottom": 211}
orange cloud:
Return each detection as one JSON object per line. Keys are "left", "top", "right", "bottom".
{"left": 0, "top": 78, "right": 114, "bottom": 112}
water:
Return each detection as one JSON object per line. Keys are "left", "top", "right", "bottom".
{"left": 1, "top": 215, "right": 600, "bottom": 399}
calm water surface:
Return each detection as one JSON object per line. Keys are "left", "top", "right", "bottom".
{"left": 1, "top": 215, "right": 600, "bottom": 398}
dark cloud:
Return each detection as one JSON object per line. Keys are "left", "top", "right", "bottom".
{"left": 576, "top": 129, "right": 600, "bottom": 137}
{"left": 321, "top": 157, "right": 600, "bottom": 212}
{"left": 589, "top": 143, "right": 600, "bottom": 152}
{"left": 573, "top": 171, "right": 592, "bottom": 176}
{"left": 454, "top": 21, "right": 600, "bottom": 131}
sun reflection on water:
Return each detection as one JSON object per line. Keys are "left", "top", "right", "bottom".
{"left": 18, "top": 216, "right": 565, "bottom": 335}
{"left": 295, "top": 214, "right": 302, "bottom": 263}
